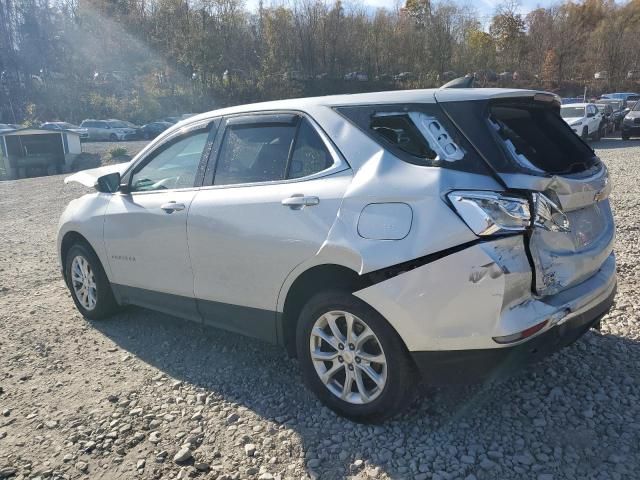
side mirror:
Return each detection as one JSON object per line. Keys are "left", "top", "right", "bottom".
{"left": 95, "top": 172, "right": 121, "bottom": 193}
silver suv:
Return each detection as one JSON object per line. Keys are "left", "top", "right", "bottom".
{"left": 58, "top": 89, "right": 616, "bottom": 421}
{"left": 79, "top": 119, "right": 137, "bottom": 141}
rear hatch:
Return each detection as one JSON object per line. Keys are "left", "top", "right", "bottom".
{"left": 435, "top": 89, "right": 615, "bottom": 297}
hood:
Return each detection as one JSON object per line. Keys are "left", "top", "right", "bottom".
{"left": 64, "top": 161, "right": 132, "bottom": 188}
{"left": 562, "top": 117, "right": 583, "bottom": 125}
{"left": 625, "top": 111, "right": 640, "bottom": 119}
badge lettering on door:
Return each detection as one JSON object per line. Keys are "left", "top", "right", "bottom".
{"left": 111, "top": 255, "right": 136, "bottom": 262}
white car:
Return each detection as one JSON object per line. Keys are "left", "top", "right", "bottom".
{"left": 58, "top": 89, "right": 616, "bottom": 422}
{"left": 560, "top": 103, "right": 603, "bottom": 140}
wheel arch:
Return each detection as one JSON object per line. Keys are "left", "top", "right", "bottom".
{"left": 60, "top": 231, "right": 101, "bottom": 285}
{"left": 279, "top": 263, "right": 367, "bottom": 358}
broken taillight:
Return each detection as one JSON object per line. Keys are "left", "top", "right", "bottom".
{"left": 447, "top": 191, "right": 531, "bottom": 236}
{"left": 448, "top": 190, "right": 571, "bottom": 236}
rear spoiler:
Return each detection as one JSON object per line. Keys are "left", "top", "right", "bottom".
{"left": 440, "top": 75, "right": 475, "bottom": 89}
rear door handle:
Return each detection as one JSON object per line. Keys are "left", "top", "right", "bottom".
{"left": 160, "top": 201, "right": 185, "bottom": 213}
{"left": 281, "top": 194, "right": 320, "bottom": 210}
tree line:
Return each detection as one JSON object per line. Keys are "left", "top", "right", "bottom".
{"left": 1, "top": 0, "right": 639, "bottom": 124}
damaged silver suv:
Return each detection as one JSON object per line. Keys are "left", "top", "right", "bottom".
{"left": 58, "top": 89, "right": 616, "bottom": 422}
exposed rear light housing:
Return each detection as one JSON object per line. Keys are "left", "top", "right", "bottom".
{"left": 447, "top": 191, "right": 531, "bottom": 236}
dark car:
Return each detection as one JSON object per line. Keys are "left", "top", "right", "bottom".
{"left": 595, "top": 99, "right": 625, "bottom": 130}
{"left": 140, "top": 121, "right": 173, "bottom": 139}
{"left": 622, "top": 100, "right": 640, "bottom": 140}
{"left": 594, "top": 103, "right": 615, "bottom": 135}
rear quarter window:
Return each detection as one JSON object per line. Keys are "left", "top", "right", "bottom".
{"left": 335, "top": 104, "right": 488, "bottom": 174}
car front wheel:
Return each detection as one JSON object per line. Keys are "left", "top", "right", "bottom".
{"left": 65, "top": 243, "right": 118, "bottom": 320}
{"left": 296, "top": 291, "right": 417, "bottom": 423}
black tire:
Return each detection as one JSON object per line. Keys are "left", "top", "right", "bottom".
{"left": 109, "top": 133, "right": 118, "bottom": 141}
{"left": 622, "top": 132, "right": 630, "bottom": 140}
{"left": 581, "top": 127, "right": 589, "bottom": 140}
{"left": 296, "top": 290, "right": 417, "bottom": 423}
{"left": 65, "top": 243, "right": 118, "bottom": 320}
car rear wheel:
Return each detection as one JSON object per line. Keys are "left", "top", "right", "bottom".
{"left": 65, "top": 243, "right": 118, "bottom": 320}
{"left": 296, "top": 291, "right": 417, "bottom": 423}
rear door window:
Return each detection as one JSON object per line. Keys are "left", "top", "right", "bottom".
{"left": 288, "top": 119, "right": 333, "bottom": 179}
{"left": 214, "top": 124, "right": 296, "bottom": 185}
{"left": 210, "top": 115, "right": 337, "bottom": 186}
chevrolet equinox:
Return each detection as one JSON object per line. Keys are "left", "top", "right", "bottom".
{"left": 58, "top": 89, "right": 616, "bottom": 422}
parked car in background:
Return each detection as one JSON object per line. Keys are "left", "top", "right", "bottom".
{"left": 627, "top": 70, "right": 640, "bottom": 80}
{"left": 595, "top": 99, "right": 625, "bottom": 130}
{"left": 344, "top": 71, "right": 368, "bottom": 81}
{"left": 0, "top": 123, "right": 16, "bottom": 133}
{"left": 439, "top": 71, "right": 458, "bottom": 81}
{"left": 601, "top": 92, "right": 640, "bottom": 102}
{"left": 594, "top": 71, "right": 609, "bottom": 80}
{"left": 393, "top": 72, "right": 413, "bottom": 82}
{"left": 41, "top": 122, "right": 89, "bottom": 140}
{"left": 80, "top": 119, "right": 138, "bottom": 141}
{"left": 59, "top": 89, "right": 615, "bottom": 421}
{"left": 622, "top": 100, "right": 640, "bottom": 140}
{"left": 474, "top": 69, "right": 497, "bottom": 83}
{"left": 560, "top": 103, "right": 603, "bottom": 140}
{"left": 561, "top": 97, "right": 584, "bottom": 105}
{"left": 140, "top": 121, "right": 172, "bottom": 139}
{"left": 594, "top": 103, "right": 615, "bottom": 135}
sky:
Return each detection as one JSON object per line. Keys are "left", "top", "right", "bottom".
{"left": 244, "top": 0, "right": 557, "bottom": 22}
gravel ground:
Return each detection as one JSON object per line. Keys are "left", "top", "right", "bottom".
{"left": 0, "top": 137, "right": 639, "bottom": 480}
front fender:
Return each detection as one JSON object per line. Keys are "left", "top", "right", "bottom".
{"left": 57, "top": 192, "right": 113, "bottom": 279}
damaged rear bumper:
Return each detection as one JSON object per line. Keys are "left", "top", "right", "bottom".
{"left": 411, "top": 285, "right": 615, "bottom": 384}
{"left": 354, "top": 235, "right": 616, "bottom": 382}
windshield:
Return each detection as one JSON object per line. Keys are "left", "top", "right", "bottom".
{"left": 59, "top": 122, "right": 78, "bottom": 128}
{"left": 108, "top": 121, "right": 128, "bottom": 128}
{"left": 560, "top": 107, "right": 585, "bottom": 118}
{"left": 632, "top": 101, "right": 640, "bottom": 111}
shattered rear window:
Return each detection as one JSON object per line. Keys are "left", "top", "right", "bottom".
{"left": 489, "top": 102, "right": 598, "bottom": 175}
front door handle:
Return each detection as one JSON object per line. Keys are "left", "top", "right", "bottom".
{"left": 160, "top": 201, "right": 185, "bottom": 213}
{"left": 281, "top": 194, "right": 320, "bottom": 210}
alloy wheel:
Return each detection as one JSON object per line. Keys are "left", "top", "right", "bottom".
{"left": 309, "top": 310, "right": 387, "bottom": 404}
{"left": 71, "top": 255, "right": 97, "bottom": 311}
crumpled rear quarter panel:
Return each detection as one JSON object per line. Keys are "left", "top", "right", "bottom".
{"left": 354, "top": 236, "right": 532, "bottom": 351}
